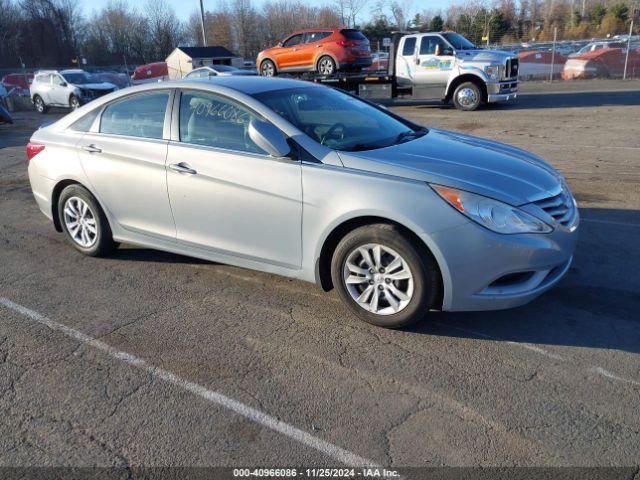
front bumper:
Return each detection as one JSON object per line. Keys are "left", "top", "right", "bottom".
{"left": 487, "top": 80, "right": 518, "bottom": 103}
{"left": 422, "top": 211, "right": 579, "bottom": 312}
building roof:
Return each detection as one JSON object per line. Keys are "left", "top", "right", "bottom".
{"left": 175, "top": 46, "right": 237, "bottom": 59}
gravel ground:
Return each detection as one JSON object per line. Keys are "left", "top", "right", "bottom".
{"left": 0, "top": 79, "right": 639, "bottom": 476}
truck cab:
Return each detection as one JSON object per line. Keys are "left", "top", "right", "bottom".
{"left": 395, "top": 32, "right": 518, "bottom": 110}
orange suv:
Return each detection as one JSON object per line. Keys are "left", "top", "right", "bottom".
{"left": 257, "top": 28, "right": 372, "bottom": 77}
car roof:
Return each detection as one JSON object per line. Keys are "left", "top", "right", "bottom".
{"left": 178, "top": 76, "right": 322, "bottom": 94}
{"left": 59, "top": 69, "right": 86, "bottom": 74}
{"left": 291, "top": 28, "right": 341, "bottom": 35}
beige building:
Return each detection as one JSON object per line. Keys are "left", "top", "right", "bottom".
{"left": 166, "top": 46, "right": 244, "bottom": 79}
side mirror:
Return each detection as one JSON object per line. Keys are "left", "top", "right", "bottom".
{"left": 277, "top": 42, "right": 283, "bottom": 47}
{"left": 441, "top": 48, "right": 454, "bottom": 56}
{"left": 60, "top": 82, "right": 67, "bottom": 87}
{"left": 248, "top": 119, "right": 291, "bottom": 158}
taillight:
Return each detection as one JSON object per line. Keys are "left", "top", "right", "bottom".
{"left": 338, "top": 40, "right": 358, "bottom": 48}
{"left": 26, "top": 142, "right": 45, "bottom": 161}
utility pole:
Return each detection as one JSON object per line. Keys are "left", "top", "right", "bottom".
{"left": 623, "top": 20, "right": 633, "bottom": 80}
{"left": 199, "top": 0, "right": 207, "bottom": 46}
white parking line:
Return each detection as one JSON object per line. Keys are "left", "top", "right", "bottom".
{"left": 0, "top": 297, "right": 377, "bottom": 468}
{"left": 432, "top": 321, "right": 639, "bottom": 388}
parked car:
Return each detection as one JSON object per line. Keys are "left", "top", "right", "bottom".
{"left": 25, "top": 77, "right": 578, "bottom": 328}
{"left": 518, "top": 50, "right": 567, "bottom": 80}
{"left": 1, "top": 73, "right": 34, "bottom": 95}
{"left": 257, "top": 28, "right": 372, "bottom": 76}
{"left": 183, "top": 65, "right": 257, "bottom": 79}
{"left": 30, "top": 69, "right": 118, "bottom": 113}
{"left": 568, "top": 41, "right": 624, "bottom": 58}
{"left": 562, "top": 46, "right": 640, "bottom": 79}
{"left": 131, "top": 62, "right": 169, "bottom": 85}
{"left": 92, "top": 71, "right": 130, "bottom": 89}
{"left": 365, "top": 52, "right": 389, "bottom": 72}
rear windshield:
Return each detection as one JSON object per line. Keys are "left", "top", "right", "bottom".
{"left": 341, "top": 29, "right": 367, "bottom": 41}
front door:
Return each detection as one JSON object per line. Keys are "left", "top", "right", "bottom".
{"left": 411, "top": 35, "right": 455, "bottom": 89}
{"left": 275, "top": 33, "right": 306, "bottom": 70}
{"left": 50, "top": 74, "right": 69, "bottom": 105}
{"left": 166, "top": 89, "right": 302, "bottom": 269}
{"left": 78, "top": 90, "right": 176, "bottom": 239}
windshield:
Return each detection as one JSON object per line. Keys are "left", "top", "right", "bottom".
{"left": 441, "top": 33, "right": 476, "bottom": 50}
{"left": 252, "top": 87, "right": 426, "bottom": 151}
{"left": 62, "top": 72, "right": 95, "bottom": 84}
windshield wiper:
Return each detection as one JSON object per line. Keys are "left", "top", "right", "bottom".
{"left": 396, "top": 128, "right": 427, "bottom": 144}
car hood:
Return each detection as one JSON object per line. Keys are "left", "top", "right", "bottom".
{"left": 337, "top": 129, "right": 562, "bottom": 206}
{"left": 456, "top": 49, "right": 515, "bottom": 63}
{"left": 71, "top": 82, "right": 116, "bottom": 90}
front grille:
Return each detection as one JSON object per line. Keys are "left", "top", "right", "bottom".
{"left": 534, "top": 187, "right": 576, "bottom": 227}
{"left": 505, "top": 58, "right": 519, "bottom": 79}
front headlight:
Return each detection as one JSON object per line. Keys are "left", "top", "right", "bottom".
{"left": 431, "top": 185, "right": 552, "bottom": 234}
{"left": 484, "top": 65, "right": 502, "bottom": 80}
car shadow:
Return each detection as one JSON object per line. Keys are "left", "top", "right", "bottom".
{"left": 389, "top": 89, "right": 640, "bottom": 110}
{"left": 101, "top": 208, "right": 640, "bottom": 354}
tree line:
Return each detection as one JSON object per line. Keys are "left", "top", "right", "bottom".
{"left": 0, "top": 0, "right": 637, "bottom": 69}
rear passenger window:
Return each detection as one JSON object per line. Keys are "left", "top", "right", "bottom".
{"left": 100, "top": 91, "right": 169, "bottom": 139}
{"left": 402, "top": 37, "right": 416, "bottom": 56}
{"left": 178, "top": 91, "right": 267, "bottom": 155}
{"left": 306, "top": 31, "right": 332, "bottom": 43}
{"left": 69, "top": 108, "right": 100, "bottom": 132}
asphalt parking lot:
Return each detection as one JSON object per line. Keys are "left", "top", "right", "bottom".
{"left": 1, "top": 80, "right": 639, "bottom": 475}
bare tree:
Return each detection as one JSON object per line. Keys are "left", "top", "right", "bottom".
{"left": 145, "top": 0, "right": 187, "bottom": 60}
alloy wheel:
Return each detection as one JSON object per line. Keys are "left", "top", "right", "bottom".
{"left": 261, "top": 61, "right": 275, "bottom": 77}
{"left": 342, "top": 243, "right": 414, "bottom": 315}
{"left": 318, "top": 58, "right": 335, "bottom": 75}
{"left": 63, "top": 196, "right": 98, "bottom": 248}
{"left": 70, "top": 96, "right": 80, "bottom": 110}
{"left": 35, "top": 97, "right": 44, "bottom": 113}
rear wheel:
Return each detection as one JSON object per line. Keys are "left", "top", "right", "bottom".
{"left": 58, "top": 184, "right": 117, "bottom": 257}
{"left": 317, "top": 56, "right": 337, "bottom": 75}
{"left": 452, "top": 81, "right": 482, "bottom": 111}
{"left": 330, "top": 224, "right": 441, "bottom": 328}
{"left": 260, "top": 59, "right": 277, "bottom": 77}
{"left": 33, "top": 95, "right": 49, "bottom": 114}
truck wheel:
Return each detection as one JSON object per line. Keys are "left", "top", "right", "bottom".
{"left": 317, "top": 56, "right": 337, "bottom": 75}
{"left": 260, "top": 59, "right": 277, "bottom": 77}
{"left": 33, "top": 95, "right": 49, "bottom": 114}
{"left": 452, "top": 82, "right": 482, "bottom": 111}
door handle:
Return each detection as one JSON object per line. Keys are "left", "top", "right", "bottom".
{"left": 81, "top": 144, "right": 102, "bottom": 153}
{"left": 415, "top": 58, "right": 420, "bottom": 65}
{"left": 169, "top": 162, "right": 197, "bottom": 175}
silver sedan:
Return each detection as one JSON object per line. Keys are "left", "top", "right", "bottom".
{"left": 26, "top": 77, "right": 579, "bottom": 328}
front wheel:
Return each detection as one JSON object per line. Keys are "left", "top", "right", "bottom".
{"left": 260, "top": 59, "right": 277, "bottom": 77}
{"left": 452, "top": 82, "right": 482, "bottom": 111}
{"left": 331, "top": 224, "right": 441, "bottom": 328}
{"left": 69, "top": 95, "right": 81, "bottom": 110}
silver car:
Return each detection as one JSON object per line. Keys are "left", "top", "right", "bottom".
{"left": 30, "top": 69, "right": 117, "bottom": 113}
{"left": 26, "top": 77, "right": 579, "bottom": 328}
{"left": 184, "top": 66, "right": 258, "bottom": 79}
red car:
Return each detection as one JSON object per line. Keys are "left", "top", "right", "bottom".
{"left": 562, "top": 47, "right": 640, "bottom": 79}
{"left": 131, "top": 62, "right": 169, "bottom": 85}
{"left": 257, "top": 28, "right": 372, "bottom": 77}
{"left": 1, "top": 73, "right": 34, "bottom": 94}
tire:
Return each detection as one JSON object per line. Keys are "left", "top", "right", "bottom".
{"left": 69, "top": 94, "right": 80, "bottom": 110}
{"left": 57, "top": 184, "right": 117, "bottom": 257}
{"left": 317, "top": 56, "right": 337, "bottom": 76}
{"left": 330, "top": 224, "right": 441, "bottom": 328}
{"left": 452, "top": 81, "right": 482, "bottom": 111}
{"left": 260, "top": 59, "right": 277, "bottom": 77}
{"left": 33, "top": 95, "right": 49, "bottom": 114}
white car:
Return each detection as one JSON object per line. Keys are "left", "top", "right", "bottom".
{"left": 30, "top": 69, "right": 117, "bottom": 113}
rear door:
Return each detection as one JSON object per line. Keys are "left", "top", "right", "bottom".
{"left": 34, "top": 74, "right": 53, "bottom": 103}
{"left": 78, "top": 90, "right": 176, "bottom": 239}
{"left": 302, "top": 31, "right": 332, "bottom": 67}
{"left": 165, "top": 89, "right": 302, "bottom": 268}
{"left": 396, "top": 35, "right": 418, "bottom": 85}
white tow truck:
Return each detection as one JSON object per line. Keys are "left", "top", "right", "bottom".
{"left": 302, "top": 31, "right": 519, "bottom": 111}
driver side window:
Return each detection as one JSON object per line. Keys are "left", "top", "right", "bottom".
{"left": 420, "top": 37, "right": 448, "bottom": 55}
{"left": 283, "top": 34, "right": 303, "bottom": 48}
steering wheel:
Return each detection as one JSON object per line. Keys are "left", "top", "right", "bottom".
{"left": 321, "top": 123, "right": 347, "bottom": 145}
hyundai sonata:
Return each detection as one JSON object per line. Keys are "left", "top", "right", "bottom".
{"left": 26, "top": 77, "right": 579, "bottom": 328}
